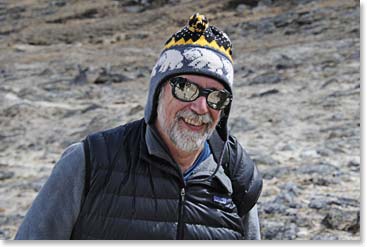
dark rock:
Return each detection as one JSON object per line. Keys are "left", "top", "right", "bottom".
{"left": 249, "top": 72, "right": 281, "bottom": 85}
{"left": 295, "top": 11, "right": 314, "bottom": 26}
{"left": 0, "top": 130, "right": 24, "bottom": 142}
{"left": 234, "top": 66, "right": 254, "bottom": 79}
{"left": 46, "top": 8, "right": 99, "bottom": 24}
{"left": 235, "top": 4, "right": 251, "bottom": 13}
{"left": 262, "top": 221, "right": 284, "bottom": 239}
{"left": 228, "top": 117, "right": 256, "bottom": 133}
{"left": 273, "top": 12, "right": 297, "bottom": 28}
{"left": 61, "top": 109, "right": 78, "bottom": 118}
{"left": 262, "top": 221, "right": 298, "bottom": 240}
{"left": 251, "top": 153, "right": 278, "bottom": 166}
{"left": 320, "top": 78, "right": 338, "bottom": 89}
{"left": 308, "top": 25, "right": 328, "bottom": 35}
{"left": 263, "top": 202, "right": 287, "bottom": 214}
{"left": 327, "top": 88, "right": 359, "bottom": 98}
{"left": 38, "top": 68, "right": 54, "bottom": 77}
{"left": 125, "top": 33, "right": 149, "bottom": 40}
{"left": 275, "top": 55, "right": 297, "bottom": 70}
{"left": 300, "top": 149, "right": 318, "bottom": 158}
{"left": 315, "top": 147, "right": 333, "bottom": 157}
{"left": 251, "top": 89, "right": 279, "bottom": 98}
{"left": 128, "top": 105, "right": 144, "bottom": 116}
{"left": 280, "top": 182, "right": 300, "bottom": 196}
{"left": 321, "top": 209, "right": 359, "bottom": 233}
{"left": 292, "top": 0, "right": 319, "bottom": 4}
{"left": 320, "top": 124, "right": 353, "bottom": 134}
{"left": 312, "top": 234, "right": 339, "bottom": 240}
{"left": 292, "top": 216, "right": 313, "bottom": 228}
{"left": 122, "top": 0, "right": 170, "bottom": 8}
{"left": 272, "top": 188, "right": 301, "bottom": 209}
{"left": 94, "top": 67, "right": 131, "bottom": 84}
{"left": 259, "top": 0, "right": 274, "bottom": 6}
{"left": 49, "top": 0, "right": 67, "bottom": 7}
{"left": 81, "top": 104, "right": 102, "bottom": 114}
{"left": 351, "top": 50, "right": 360, "bottom": 61}
{"left": 320, "top": 59, "right": 339, "bottom": 70}
{"left": 309, "top": 198, "right": 328, "bottom": 209}
{"left": 125, "top": 5, "right": 145, "bottom": 13}
{"left": 261, "top": 166, "right": 289, "bottom": 179}
{"left": 70, "top": 65, "right": 89, "bottom": 85}
{"left": 256, "top": 19, "right": 276, "bottom": 34}
{"left": 265, "top": 8, "right": 334, "bottom": 36}
{"left": 328, "top": 113, "right": 344, "bottom": 121}
{"left": 0, "top": 68, "right": 8, "bottom": 78}
{"left": 280, "top": 143, "right": 296, "bottom": 151}
{"left": 30, "top": 178, "right": 47, "bottom": 192}
{"left": 328, "top": 197, "right": 359, "bottom": 208}
{"left": 307, "top": 176, "right": 341, "bottom": 186}
{"left": 297, "top": 162, "right": 339, "bottom": 176}
{"left": 7, "top": 6, "right": 26, "bottom": 19}
{"left": 0, "top": 171, "right": 14, "bottom": 180}
{"left": 236, "top": 17, "right": 277, "bottom": 36}
{"left": 283, "top": 24, "right": 300, "bottom": 35}
{"left": 347, "top": 160, "right": 360, "bottom": 172}
{"left": 3, "top": 103, "right": 36, "bottom": 118}
{"left": 134, "top": 65, "right": 151, "bottom": 78}
{"left": 226, "top": 0, "right": 259, "bottom": 9}
{"left": 326, "top": 127, "right": 358, "bottom": 139}
{"left": 283, "top": 223, "right": 298, "bottom": 240}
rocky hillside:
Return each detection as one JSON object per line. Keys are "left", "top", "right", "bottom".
{"left": 0, "top": 0, "right": 360, "bottom": 240}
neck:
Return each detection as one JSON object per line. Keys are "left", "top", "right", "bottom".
{"left": 154, "top": 120, "right": 202, "bottom": 172}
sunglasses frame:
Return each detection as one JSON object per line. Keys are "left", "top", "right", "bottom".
{"left": 169, "top": 77, "right": 232, "bottom": 110}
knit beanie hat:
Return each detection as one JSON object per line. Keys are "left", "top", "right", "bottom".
{"left": 144, "top": 13, "right": 234, "bottom": 141}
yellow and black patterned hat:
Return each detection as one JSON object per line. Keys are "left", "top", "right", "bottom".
{"left": 164, "top": 13, "right": 233, "bottom": 62}
{"left": 145, "top": 13, "right": 235, "bottom": 140}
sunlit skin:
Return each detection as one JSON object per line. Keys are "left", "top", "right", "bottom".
{"left": 155, "top": 74, "right": 224, "bottom": 172}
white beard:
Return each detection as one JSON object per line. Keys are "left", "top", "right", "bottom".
{"left": 157, "top": 93, "right": 215, "bottom": 152}
{"left": 169, "top": 115, "right": 211, "bottom": 152}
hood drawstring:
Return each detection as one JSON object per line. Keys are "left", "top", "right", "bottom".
{"left": 204, "top": 140, "right": 227, "bottom": 183}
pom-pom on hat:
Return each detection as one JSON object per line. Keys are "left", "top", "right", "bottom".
{"left": 144, "top": 13, "right": 234, "bottom": 141}
{"left": 164, "top": 13, "right": 233, "bottom": 62}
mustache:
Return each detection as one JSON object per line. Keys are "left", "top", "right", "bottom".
{"left": 176, "top": 109, "right": 213, "bottom": 125}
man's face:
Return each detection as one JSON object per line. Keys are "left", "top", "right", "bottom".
{"left": 156, "top": 74, "right": 224, "bottom": 152}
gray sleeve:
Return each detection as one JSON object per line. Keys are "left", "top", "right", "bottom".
{"left": 15, "top": 142, "right": 85, "bottom": 240}
{"left": 242, "top": 204, "right": 261, "bottom": 240}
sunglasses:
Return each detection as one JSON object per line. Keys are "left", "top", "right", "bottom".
{"left": 169, "top": 77, "right": 232, "bottom": 110}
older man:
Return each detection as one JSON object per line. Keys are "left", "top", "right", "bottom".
{"left": 15, "top": 13, "right": 262, "bottom": 240}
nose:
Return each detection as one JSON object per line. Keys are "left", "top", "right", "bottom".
{"left": 190, "top": 96, "right": 209, "bottom": 114}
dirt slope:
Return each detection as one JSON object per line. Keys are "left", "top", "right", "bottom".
{"left": 0, "top": 0, "right": 360, "bottom": 240}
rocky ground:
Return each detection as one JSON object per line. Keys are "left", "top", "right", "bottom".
{"left": 0, "top": 0, "right": 360, "bottom": 240}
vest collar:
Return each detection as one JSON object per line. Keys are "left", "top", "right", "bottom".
{"left": 145, "top": 123, "right": 226, "bottom": 165}
{"left": 145, "top": 124, "right": 176, "bottom": 164}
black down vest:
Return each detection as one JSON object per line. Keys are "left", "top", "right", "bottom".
{"left": 71, "top": 119, "right": 262, "bottom": 239}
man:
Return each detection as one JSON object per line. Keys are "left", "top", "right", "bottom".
{"left": 15, "top": 13, "right": 262, "bottom": 240}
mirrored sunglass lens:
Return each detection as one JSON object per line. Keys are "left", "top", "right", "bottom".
{"left": 174, "top": 80, "right": 199, "bottom": 101}
{"left": 207, "top": 91, "right": 230, "bottom": 109}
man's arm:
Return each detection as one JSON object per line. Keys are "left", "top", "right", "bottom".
{"left": 15, "top": 142, "right": 85, "bottom": 240}
{"left": 242, "top": 205, "right": 261, "bottom": 240}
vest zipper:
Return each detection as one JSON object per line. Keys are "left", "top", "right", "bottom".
{"left": 176, "top": 187, "right": 186, "bottom": 239}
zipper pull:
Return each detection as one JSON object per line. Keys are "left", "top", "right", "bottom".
{"left": 180, "top": 188, "right": 185, "bottom": 201}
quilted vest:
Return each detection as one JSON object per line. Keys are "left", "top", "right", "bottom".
{"left": 70, "top": 119, "right": 262, "bottom": 239}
